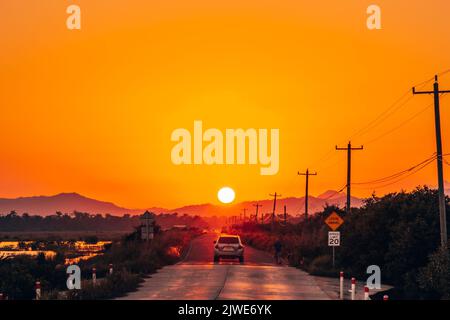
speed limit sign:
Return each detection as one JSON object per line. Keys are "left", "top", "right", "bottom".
{"left": 328, "top": 231, "right": 340, "bottom": 246}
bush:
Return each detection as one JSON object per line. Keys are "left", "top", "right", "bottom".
{"left": 418, "top": 247, "right": 450, "bottom": 299}
{"left": 74, "top": 270, "right": 142, "bottom": 300}
{"left": 235, "top": 187, "right": 450, "bottom": 299}
{"left": 0, "top": 254, "right": 66, "bottom": 300}
{"left": 308, "top": 255, "right": 339, "bottom": 277}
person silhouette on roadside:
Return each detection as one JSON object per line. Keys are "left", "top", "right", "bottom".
{"left": 274, "top": 238, "right": 282, "bottom": 265}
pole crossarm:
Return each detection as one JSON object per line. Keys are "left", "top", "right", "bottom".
{"left": 336, "top": 146, "right": 363, "bottom": 151}
{"left": 412, "top": 88, "right": 450, "bottom": 94}
{"left": 298, "top": 171, "right": 317, "bottom": 176}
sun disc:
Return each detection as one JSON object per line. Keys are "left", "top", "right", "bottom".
{"left": 218, "top": 187, "right": 235, "bottom": 204}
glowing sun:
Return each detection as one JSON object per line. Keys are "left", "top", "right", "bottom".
{"left": 217, "top": 187, "right": 235, "bottom": 204}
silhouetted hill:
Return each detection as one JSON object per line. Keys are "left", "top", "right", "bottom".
{"left": 0, "top": 191, "right": 363, "bottom": 217}
{"left": 0, "top": 193, "right": 142, "bottom": 216}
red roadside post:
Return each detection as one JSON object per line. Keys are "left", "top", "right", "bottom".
{"left": 350, "top": 277, "right": 356, "bottom": 300}
{"left": 364, "top": 286, "right": 370, "bottom": 300}
{"left": 35, "top": 281, "right": 41, "bottom": 300}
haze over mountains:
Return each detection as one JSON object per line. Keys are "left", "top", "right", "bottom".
{"left": 0, "top": 191, "right": 363, "bottom": 217}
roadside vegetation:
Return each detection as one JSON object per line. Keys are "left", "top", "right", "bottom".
{"left": 0, "top": 226, "right": 201, "bottom": 300}
{"left": 64, "top": 228, "right": 200, "bottom": 300}
{"left": 234, "top": 187, "right": 450, "bottom": 299}
{"left": 0, "top": 211, "right": 208, "bottom": 233}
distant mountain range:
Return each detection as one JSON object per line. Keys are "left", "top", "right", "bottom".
{"left": 0, "top": 191, "right": 363, "bottom": 217}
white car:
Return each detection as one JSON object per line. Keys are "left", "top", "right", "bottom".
{"left": 213, "top": 235, "right": 245, "bottom": 263}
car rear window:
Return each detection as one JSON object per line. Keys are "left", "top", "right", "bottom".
{"left": 218, "top": 236, "right": 239, "bottom": 244}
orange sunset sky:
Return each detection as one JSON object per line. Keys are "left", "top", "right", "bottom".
{"left": 1, "top": 0, "right": 450, "bottom": 209}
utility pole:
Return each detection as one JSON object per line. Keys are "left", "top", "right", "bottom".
{"left": 413, "top": 75, "right": 450, "bottom": 247}
{"left": 242, "top": 208, "right": 247, "bottom": 222}
{"left": 336, "top": 142, "right": 363, "bottom": 214}
{"left": 283, "top": 205, "right": 287, "bottom": 224}
{"left": 263, "top": 213, "right": 271, "bottom": 225}
{"left": 298, "top": 169, "right": 317, "bottom": 219}
{"left": 269, "top": 192, "right": 281, "bottom": 226}
{"left": 253, "top": 203, "right": 262, "bottom": 223}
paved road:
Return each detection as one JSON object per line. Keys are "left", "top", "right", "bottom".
{"left": 118, "top": 233, "right": 331, "bottom": 300}
{"left": 182, "top": 233, "right": 275, "bottom": 265}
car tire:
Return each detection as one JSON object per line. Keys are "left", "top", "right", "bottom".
{"left": 239, "top": 256, "right": 244, "bottom": 264}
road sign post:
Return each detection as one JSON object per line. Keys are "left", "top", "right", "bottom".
{"left": 140, "top": 211, "right": 155, "bottom": 241}
{"left": 328, "top": 231, "right": 340, "bottom": 268}
{"left": 325, "top": 212, "right": 343, "bottom": 269}
{"left": 333, "top": 246, "right": 335, "bottom": 269}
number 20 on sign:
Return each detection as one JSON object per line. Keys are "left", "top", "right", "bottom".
{"left": 328, "top": 231, "right": 340, "bottom": 246}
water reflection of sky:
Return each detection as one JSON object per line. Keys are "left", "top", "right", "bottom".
{"left": 0, "top": 240, "right": 111, "bottom": 264}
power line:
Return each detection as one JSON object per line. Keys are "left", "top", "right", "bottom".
{"left": 321, "top": 184, "right": 347, "bottom": 201}
{"left": 352, "top": 154, "right": 437, "bottom": 185}
{"left": 352, "top": 156, "right": 436, "bottom": 190}
{"left": 351, "top": 154, "right": 450, "bottom": 191}
{"left": 348, "top": 91, "right": 413, "bottom": 141}
{"left": 319, "top": 155, "right": 346, "bottom": 172}
{"left": 307, "top": 71, "right": 449, "bottom": 170}
{"left": 442, "top": 153, "right": 450, "bottom": 166}
{"left": 358, "top": 70, "right": 450, "bottom": 146}
{"left": 309, "top": 148, "right": 336, "bottom": 169}
{"left": 364, "top": 102, "right": 434, "bottom": 145}
{"left": 364, "top": 95, "right": 447, "bottom": 146}
{"left": 346, "top": 71, "right": 447, "bottom": 143}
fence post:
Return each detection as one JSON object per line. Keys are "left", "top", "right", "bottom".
{"left": 339, "top": 271, "right": 344, "bottom": 300}
{"left": 35, "top": 281, "right": 41, "bottom": 300}
{"left": 364, "top": 286, "right": 370, "bottom": 300}
{"left": 92, "top": 267, "right": 97, "bottom": 285}
{"left": 109, "top": 264, "right": 113, "bottom": 275}
{"left": 350, "top": 277, "right": 356, "bottom": 301}
{"left": 383, "top": 295, "right": 389, "bottom": 301}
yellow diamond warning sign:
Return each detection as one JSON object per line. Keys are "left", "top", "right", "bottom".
{"left": 325, "top": 212, "right": 344, "bottom": 231}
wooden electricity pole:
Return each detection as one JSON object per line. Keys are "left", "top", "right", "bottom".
{"left": 298, "top": 169, "right": 317, "bottom": 219}
{"left": 413, "top": 75, "right": 450, "bottom": 247}
{"left": 242, "top": 208, "right": 247, "bottom": 222}
{"left": 253, "top": 203, "right": 262, "bottom": 223}
{"left": 336, "top": 142, "right": 363, "bottom": 214}
{"left": 269, "top": 192, "right": 281, "bottom": 226}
